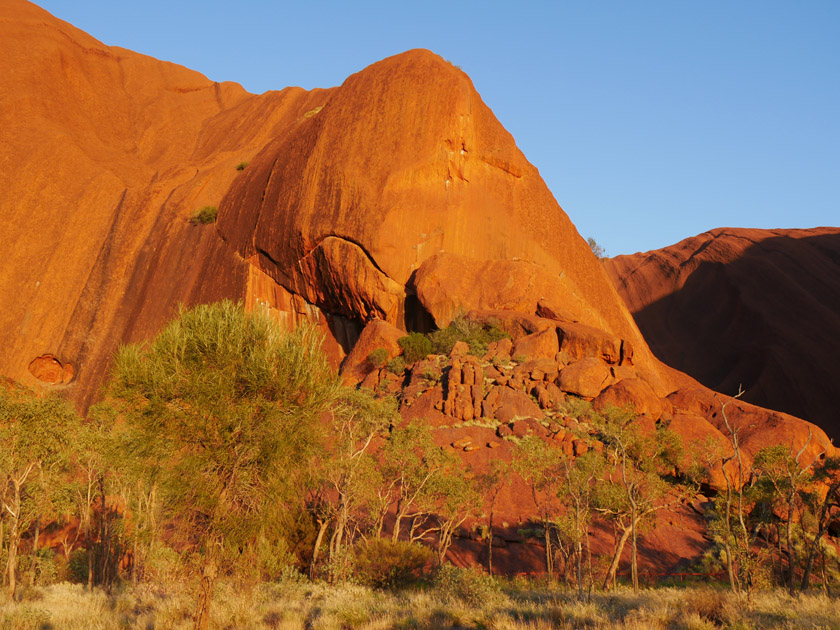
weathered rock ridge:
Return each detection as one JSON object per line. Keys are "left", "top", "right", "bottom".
{"left": 603, "top": 227, "right": 840, "bottom": 442}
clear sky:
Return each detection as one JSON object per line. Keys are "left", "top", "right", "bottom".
{"left": 34, "top": 0, "right": 839, "bottom": 256}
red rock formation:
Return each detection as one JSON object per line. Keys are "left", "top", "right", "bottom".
{"left": 1, "top": 0, "right": 836, "bottom": 577}
{"left": 604, "top": 227, "right": 840, "bottom": 441}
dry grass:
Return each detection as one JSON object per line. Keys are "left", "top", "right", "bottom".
{"left": 0, "top": 581, "right": 836, "bottom": 629}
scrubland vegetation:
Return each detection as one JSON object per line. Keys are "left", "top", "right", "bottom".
{"left": 0, "top": 301, "right": 838, "bottom": 629}
{"left": 0, "top": 579, "right": 838, "bottom": 629}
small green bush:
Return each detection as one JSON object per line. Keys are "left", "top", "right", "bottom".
{"left": 68, "top": 549, "right": 88, "bottom": 584}
{"left": 429, "top": 314, "right": 509, "bottom": 357}
{"left": 367, "top": 348, "right": 389, "bottom": 370}
{"left": 433, "top": 564, "right": 503, "bottom": 606}
{"left": 190, "top": 205, "right": 218, "bottom": 224}
{"left": 398, "top": 332, "right": 432, "bottom": 364}
{"left": 385, "top": 356, "right": 406, "bottom": 376}
{"left": 235, "top": 161, "right": 249, "bottom": 171}
{"left": 353, "top": 539, "right": 435, "bottom": 589}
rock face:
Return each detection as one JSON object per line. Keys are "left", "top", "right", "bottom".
{"left": 0, "top": 0, "right": 334, "bottom": 406}
{"left": 0, "top": 0, "right": 665, "bottom": 409}
{"left": 603, "top": 227, "right": 840, "bottom": 441}
{"left": 2, "top": 0, "right": 837, "bottom": 577}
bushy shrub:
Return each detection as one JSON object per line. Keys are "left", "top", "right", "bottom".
{"left": 235, "top": 162, "right": 249, "bottom": 171}
{"left": 353, "top": 539, "right": 435, "bottom": 589}
{"left": 429, "top": 315, "right": 509, "bottom": 357}
{"left": 255, "top": 536, "right": 297, "bottom": 582}
{"left": 398, "top": 333, "right": 432, "bottom": 364}
{"left": 385, "top": 356, "right": 406, "bottom": 376}
{"left": 68, "top": 549, "right": 88, "bottom": 584}
{"left": 367, "top": 348, "right": 389, "bottom": 370}
{"left": 433, "top": 564, "right": 503, "bottom": 606}
{"left": 190, "top": 205, "right": 218, "bottom": 224}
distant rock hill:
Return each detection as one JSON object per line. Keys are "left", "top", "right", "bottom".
{"left": 603, "top": 227, "right": 840, "bottom": 442}
{"left": 1, "top": 0, "right": 835, "bottom": 573}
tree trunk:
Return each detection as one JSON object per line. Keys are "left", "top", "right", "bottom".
{"left": 86, "top": 518, "right": 94, "bottom": 590}
{"left": 28, "top": 519, "right": 40, "bottom": 587}
{"left": 800, "top": 493, "right": 833, "bottom": 592}
{"left": 487, "top": 509, "right": 494, "bottom": 576}
{"left": 132, "top": 535, "right": 139, "bottom": 587}
{"left": 603, "top": 525, "right": 632, "bottom": 590}
{"left": 309, "top": 519, "right": 329, "bottom": 579}
{"left": 786, "top": 500, "right": 796, "bottom": 597}
{"left": 6, "top": 520, "right": 18, "bottom": 599}
{"left": 722, "top": 483, "right": 738, "bottom": 593}
{"left": 630, "top": 506, "right": 639, "bottom": 593}
{"left": 575, "top": 540, "right": 583, "bottom": 600}
{"left": 391, "top": 510, "right": 404, "bottom": 543}
{"left": 193, "top": 556, "right": 217, "bottom": 630}
{"left": 0, "top": 518, "right": 5, "bottom": 589}
{"left": 801, "top": 530, "right": 822, "bottom": 591}
{"left": 5, "top": 486, "right": 21, "bottom": 598}
{"left": 544, "top": 525, "right": 553, "bottom": 579}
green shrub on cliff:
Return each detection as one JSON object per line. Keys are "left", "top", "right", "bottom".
{"left": 429, "top": 314, "right": 509, "bottom": 357}
{"left": 190, "top": 205, "right": 218, "bottom": 224}
{"left": 397, "top": 332, "right": 432, "bottom": 363}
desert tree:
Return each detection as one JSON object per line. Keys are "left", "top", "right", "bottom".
{"left": 105, "top": 300, "right": 340, "bottom": 630}
{"left": 308, "top": 388, "right": 396, "bottom": 582}
{"left": 512, "top": 436, "right": 569, "bottom": 580}
{"left": 592, "top": 405, "right": 686, "bottom": 592}
{"left": 713, "top": 387, "right": 774, "bottom": 599}
{"left": 800, "top": 455, "right": 840, "bottom": 591}
{"left": 475, "top": 459, "right": 510, "bottom": 575}
{"left": 558, "top": 450, "right": 604, "bottom": 599}
{"left": 379, "top": 421, "right": 449, "bottom": 544}
{"left": 752, "top": 431, "right": 818, "bottom": 595}
{"left": 422, "top": 457, "right": 481, "bottom": 565}
{"left": 0, "top": 383, "right": 81, "bottom": 598}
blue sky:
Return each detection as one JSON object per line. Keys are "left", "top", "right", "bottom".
{"left": 35, "top": 1, "right": 839, "bottom": 256}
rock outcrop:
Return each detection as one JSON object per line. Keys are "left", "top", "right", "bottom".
{"left": 604, "top": 227, "right": 840, "bottom": 441}
{"left": 2, "top": 0, "right": 836, "bottom": 577}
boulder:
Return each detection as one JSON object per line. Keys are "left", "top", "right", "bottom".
{"left": 511, "top": 418, "right": 544, "bottom": 439}
{"left": 557, "top": 357, "right": 612, "bottom": 399}
{"left": 594, "top": 378, "right": 664, "bottom": 420}
{"left": 484, "top": 337, "right": 514, "bottom": 361}
{"left": 28, "top": 354, "right": 73, "bottom": 384}
{"left": 340, "top": 320, "right": 405, "bottom": 384}
{"left": 663, "top": 412, "right": 743, "bottom": 491}
{"left": 556, "top": 321, "right": 627, "bottom": 365}
{"left": 512, "top": 328, "right": 560, "bottom": 361}
{"left": 667, "top": 386, "right": 836, "bottom": 465}
{"left": 449, "top": 340, "right": 470, "bottom": 358}
{"left": 494, "top": 387, "right": 543, "bottom": 423}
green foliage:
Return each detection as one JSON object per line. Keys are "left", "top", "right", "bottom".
{"left": 67, "top": 549, "right": 89, "bottom": 584}
{"left": 235, "top": 161, "right": 249, "bottom": 171}
{"left": 385, "top": 356, "right": 406, "bottom": 375}
{"left": 353, "top": 539, "right": 435, "bottom": 589}
{"left": 428, "top": 314, "right": 509, "bottom": 356}
{"left": 367, "top": 347, "right": 389, "bottom": 369}
{"left": 588, "top": 237, "right": 606, "bottom": 258}
{"left": 433, "top": 565, "right": 502, "bottom": 606}
{"left": 106, "top": 300, "right": 340, "bottom": 568}
{"left": 190, "top": 205, "right": 218, "bottom": 224}
{"left": 397, "top": 332, "right": 432, "bottom": 364}
{"left": 0, "top": 384, "right": 83, "bottom": 595}
{"left": 253, "top": 535, "right": 297, "bottom": 582}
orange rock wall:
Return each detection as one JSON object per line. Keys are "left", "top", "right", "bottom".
{"left": 604, "top": 227, "right": 840, "bottom": 441}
